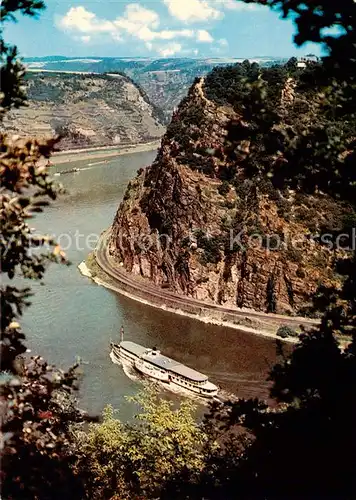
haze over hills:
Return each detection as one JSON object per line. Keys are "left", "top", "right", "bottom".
{"left": 24, "top": 55, "right": 286, "bottom": 71}
{"left": 24, "top": 56, "right": 288, "bottom": 120}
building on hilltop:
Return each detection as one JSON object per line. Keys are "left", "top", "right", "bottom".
{"left": 297, "top": 54, "right": 320, "bottom": 68}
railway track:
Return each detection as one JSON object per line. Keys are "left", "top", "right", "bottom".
{"left": 94, "top": 230, "right": 319, "bottom": 333}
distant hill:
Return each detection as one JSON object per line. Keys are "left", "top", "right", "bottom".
{"left": 24, "top": 56, "right": 288, "bottom": 120}
{"left": 2, "top": 72, "right": 165, "bottom": 150}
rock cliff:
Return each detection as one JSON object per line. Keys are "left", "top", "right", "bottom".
{"left": 110, "top": 65, "right": 351, "bottom": 315}
{"left": 2, "top": 72, "right": 165, "bottom": 150}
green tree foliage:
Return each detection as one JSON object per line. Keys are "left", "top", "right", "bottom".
{"left": 0, "top": 2, "right": 94, "bottom": 498}
{"left": 217, "top": 180, "right": 230, "bottom": 196}
{"left": 0, "top": 0, "right": 45, "bottom": 115}
{"left": 74, "top": 388, "right": 210, "bottom": 499}
{"left": 246, "top": 0, "right": 355, "bottom": 81}
{"left": 204, "top": 61, "right": 261, "bottom": 107}
{"left": 205, "top": 58, "right": 356, "bottom": 204}
{"left": 199, "top": 262, "right": 356, "bottom": 499}
{"left": 186, "top": 1, "right": 356, "bottom": 499}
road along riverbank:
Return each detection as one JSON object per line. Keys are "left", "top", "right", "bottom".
{"left": 82, "top": 229, "right": 321, "bottom": 344}
{"left": 48, "top": 140, "right": 161, "bottom": 166}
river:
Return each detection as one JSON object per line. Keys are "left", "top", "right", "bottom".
{"left": 22, "top": 150, "right": 280, "bottom": 418}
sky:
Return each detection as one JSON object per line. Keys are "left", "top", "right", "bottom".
{"left": 5, "top": 0, "right": 323, "bottom": 59}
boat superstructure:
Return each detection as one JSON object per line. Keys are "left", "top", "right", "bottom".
{"left": 110, "top": 340, "right": 218, "bottom": 398}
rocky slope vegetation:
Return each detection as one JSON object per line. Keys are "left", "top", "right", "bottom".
{"left": 2, "top": 72, "right": 165, "bottom": 150}
{"left": 109, "top": 62, "right": 354, "bottom": 315}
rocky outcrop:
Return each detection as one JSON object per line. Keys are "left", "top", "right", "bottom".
{"left": 2, "top": 72, "right": 165, "bottom": 150}
{"left": 109, "top": 76, "right": 347, "bottom": 315}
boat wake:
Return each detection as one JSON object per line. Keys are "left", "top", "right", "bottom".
{"left": 80, "top": 161, "right": 109, "bottom": 172}
{"left": 110, "top": 351, "right": 142, "bottom": 383}
{"left": 87, "top": 160, "right": 107, "bottom": 167}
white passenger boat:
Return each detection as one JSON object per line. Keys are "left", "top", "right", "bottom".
{"left": 110, "top": 338, "right": 219, "bottom": 398}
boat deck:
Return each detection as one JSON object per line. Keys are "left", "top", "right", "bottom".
{"left": 120, "top": 340, "right": 208, "bottom": 383}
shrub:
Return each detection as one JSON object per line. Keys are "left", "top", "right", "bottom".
{"left": 277, "top": 325, "right": 297, "bottom": 338}
{"left": 296, "top": 266, "right": 306, "bottom": 278}
{"left": 285, "top": 246, "right": 303, "bottom": 263}
{"left": 224, "top": 200, "right": 236, "bottom": 209}
{"left": 266, "top": 275, "right": 277, "bottom": 313}
{"left": 195, "top": 230, "right": 222, "bottom": 264}
{"left": 262, "top": 234, "right": 280, "bottom": 250}
{"left": 218, "top": 180, "right": 230, "bottom": 196}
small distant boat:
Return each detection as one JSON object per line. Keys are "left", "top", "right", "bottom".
{"left": 110, "top": 329, "right": 218, "bottom": 398}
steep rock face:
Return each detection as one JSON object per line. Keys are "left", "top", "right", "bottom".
{"left": 2, "top": 72, "right": 165, "bottom": 150}
{"left": 110, "top": 77, "right": 346, "bottom": 315}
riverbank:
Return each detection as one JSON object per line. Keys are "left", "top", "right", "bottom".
{"left": 80, "top": 257, "right": 290, "bottom": 343}
{"left": 50, "top": 140, "right": 161, "bottom": 166}
{"left": 81, "top": 230, "right": 324, "bottom": 344}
